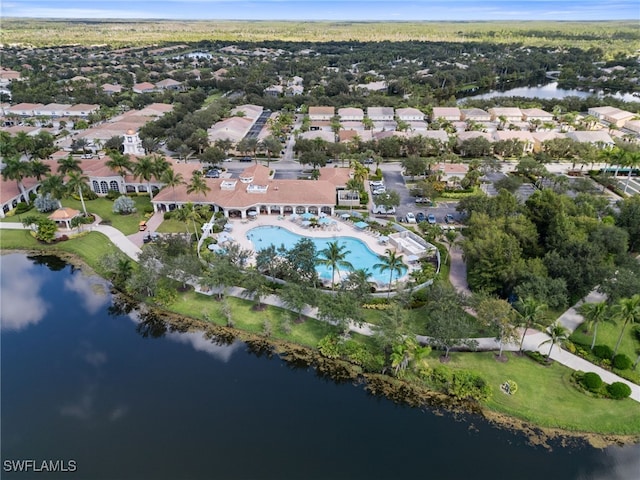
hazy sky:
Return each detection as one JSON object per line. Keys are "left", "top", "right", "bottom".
{"left": 2, "top": 0, "right": 638, "bottom": 21}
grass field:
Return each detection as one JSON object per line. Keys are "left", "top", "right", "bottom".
{"left": 0, "top": 229, "right": 120, "bottom": 276}
{"left": 443, "top": 351, "right": 640, "bottom": 435}
{"left": 1, "top": 196, "right": 153, "bottom": 235}
{"left": 168, "top": 290, "right": 336, "bottom": 348}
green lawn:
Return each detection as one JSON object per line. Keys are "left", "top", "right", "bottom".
{"left": 0, "top": 229, "right": 120, "bottom": 276}
{"left": 570, "top": 320, "right": 639, "bottom": 362}
{"left": 1, "top": 196, "right": 153, "bottom": 235}
{"left": 62, "top": 196, "right": 153, "bottom": 234}
{"left": 156, "top": 218, "right": 190, "bottom": 234}
{"left": 442, "top": 351, "right": 640, "bottom": 435}
{"left": 168, "top": 290, "right": 336, "bottom": 348}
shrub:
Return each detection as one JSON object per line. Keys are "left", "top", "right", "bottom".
{"left": 34, "top": 193, "right": 59, "bottom": 213}
{"left": 607, "top": 382, "right": 632, "bottom": 400}
{"left": 105, "top": 190, "right": 121, "bottom": 201}
{"left": 613, "top": 354, "right": 633, "bottom": 371}
{"left": 164, "top": 211, "right": 174, "bottom": 220}
{"left": 112, "top": 195, "right": 137, "bottom": 215}
{"left": 15, "top": 202, "right": 32, "bottom": 214}
{"left": 633, "top": 325, "right": 640, "bottom": 342}
{"left": 582, "top": 372, "right": 603, "bottom": 392}
{"left": 143, "top": 206, "right": 154, "bottom": 215}
{"left": 592, "top": 344, "right": 613, "bottom": 360}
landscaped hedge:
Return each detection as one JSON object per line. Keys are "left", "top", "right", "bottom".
{"left": 607, "top": 382, "right": 632, "bottom": 400}
{"left": 582, "top": 372, "right": 603, "bottom": 392}
{"left": 613, "top": 354, "right": 633, "bottom": 371}
{"left": 592, "top": 344, "right": 614, "bottom": 360}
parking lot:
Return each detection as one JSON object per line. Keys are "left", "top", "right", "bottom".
{"left": 377, "top": 169, "right": 461, "bottom": 225}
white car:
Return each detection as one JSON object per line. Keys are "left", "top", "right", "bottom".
{"left": 405, "top": 212, "right": 417, "bottom": 223}
{"left": 372, "top": 205, "right": 395, "bottom": 215}
{"left": 370, "top": 180, "right": 384, "bottom": 188}
{"left": 372, "top": 187, "right": 386, "bottom": 195}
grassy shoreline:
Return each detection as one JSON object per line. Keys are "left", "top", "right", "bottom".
{"left": 2, "top": 234, "right": 639, "bottom": 446}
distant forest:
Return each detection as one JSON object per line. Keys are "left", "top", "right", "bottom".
{"left": 2, "top": 19, "right": 638, "bottom": 57}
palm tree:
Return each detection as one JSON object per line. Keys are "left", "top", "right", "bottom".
{"left": 13, "top": 131, "right": 34, "bottom": 158}
{"left": 152, "top": 154, "right": 171, "bottom": 179}
{"left": 1, "top": 155, "right": 31, "bottom": 199}
{"left": 132, "top": 155, "right": 157, "bottom": 199}
{"left": 57, "top": 154, "right": 82, "bottom": 175}
{"left": 374, "top": 248, "right": 405, "bottom": 299}
{"left": 611, "top": 294, "right": 640, "bottom": 359}
{"left": 65, "top": 170, "right": 90, "bottom": 217}
{"left": 579, "top": 301, "right": 610, "bottom": 350}
{"left": 29, "top": 159, "right": 51, "bottom": 181}
{"left": 160, "top": 168, "right": 185, "bottom": 205}
{"left": 186, "top": 170, "right": 211, "bottom": 202}
{"left": 316, "top": 241, "right": 353, "bottom": 290}
{"left": 539, "top": 321, "right": 569, "bottom": 359}
{"left": 105, "top": 152, "right": 133, "bottom": 177}
{"left": 39, "top": 174, "right": 67, "bottom": 208}
{"left": 516, "top": 297, "right": 548, "bottom": 353}
{"left": 441, "top": 229, "right": 458, "bottom": 265}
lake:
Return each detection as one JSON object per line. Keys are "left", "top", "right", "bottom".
{"left": 460, "top": 82, "right": 640, "bottom": 103}
{"left": 1, "top": 253, "right": 639, "bottom": 480}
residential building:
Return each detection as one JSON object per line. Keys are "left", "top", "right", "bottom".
{"left": 432, "top": 107, "right": 461, "bottom": 122}
{"left": 338, "top": 107, "right": 364, "bottom": 121}
{"left": 396, "top": 108, "right": 425, "bottom": 122}
{"left": 588, "top": 106, "right": 636, "bottom": 128}
{"left": 308, "top": 106, "right": 335, "bottom": 121}
{"left": 567, "top": 130, "right": 615, "bottom": 148}
{"left": 367, "top": 107, "right": 394, "bottom": 121}
{"left": 488, "top": 107, "right": 523, "bottom": 122}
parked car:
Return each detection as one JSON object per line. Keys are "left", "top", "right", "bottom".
{"left": 81, "top": 153, "right": 94, "bottom": 159}
{"left": 445, "top": 214, "right": 455, "bottom": 224}
{"left": 372, "top": 205, "right": 395, "bottom": 215}
{"left": 240, "top": 156, "right": 252, "bottom": 162}
{"left": 416, "top": 212, "right": 425, "bottom": 223}
{"left": 405, "top": 212, "right": 416, "bottom": 223}
{"left": 364, "top": 158, "right": 374, "bottom": 165}
{"left": 205, "top": 169, "right": 220, "bottom": 178}
{"left": 415, "top": 197, "right": 432, "bottom": 205}
{"left": 427, "top": 214, "right": 437, "bottom": 224}
{"left": 370, "top": 180, "right": 384, "bottom": 188}
{"left": 372, "top": 187, "right": 386, "bottom": 195}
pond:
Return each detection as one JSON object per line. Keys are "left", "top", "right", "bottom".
{"left": 1, "top": 253, "right": 638, "bottom": 479}
{"left": 460, "top": 82, "right": 640, "bottom": 103}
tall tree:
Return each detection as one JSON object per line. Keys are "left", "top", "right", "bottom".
{"left": 105, "top": 152, "right": 133, "bottom": 176}
{"left": 57, "top": 154, "right": 82, "bottom": 175}
{"left": 539, "top": 321, "right": 569, "bottom": 359}
{"left": 579, "top": 301, "right": 610, "bottom": 350}
{"left": 160, "top": 168, "right": 185, "bottom": 204}
{"left": 316, "top": 241, "right": 353, "bottom": 290}
{"left": 611, "top": 294, "right": 640, "bottom": 359}
{"left": 374, "top": 249, "right": 405, "bottom": 299}
{"left": 1, "top": 156, "right": 31, "bottom": 199}
{"left": 476, "top": 296, "right": 518, "bottom": 359}
{"left": 132, "top": 155, "right": 157, "bottom": 199}
{"left": 65, "top": 170, "right": 90, "bottom": 217}
{"left": 186, "top": 170, "right": 211, "bottom": 203}
{"left": 515, "top": 297, "right": 548, "bottom": 353}
{"left": 39, "top": 174, "right": 66, "bottom": 208}
{"left": 29, "top": 159, "right": 50, "bottom": 181}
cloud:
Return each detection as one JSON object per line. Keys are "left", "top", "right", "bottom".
{"left": 60, "top": 385, "right": 96, "bottom": 420}
{"left": 0, "top": 254, "right": 49, "bottom": 331}
{"left": 166, "top": 330, "right": 241, "bottom": 362}
{"left": 63, "top": 274, "right": 110, "bottom": 315}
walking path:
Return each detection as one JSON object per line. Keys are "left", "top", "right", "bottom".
{"left": 3, "top": 216, "right": 638, "bottom": 402}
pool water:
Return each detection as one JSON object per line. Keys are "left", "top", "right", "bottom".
{"left": 247, "top": 225, "right": 406, "bottom": 284}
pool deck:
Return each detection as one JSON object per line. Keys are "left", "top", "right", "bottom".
{"left": 220, "top": 214, "right": 393, "bottom": 261}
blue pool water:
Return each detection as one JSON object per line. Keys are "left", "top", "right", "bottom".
{"left": 247, "top": 225, "right": 406, "bottom": 284}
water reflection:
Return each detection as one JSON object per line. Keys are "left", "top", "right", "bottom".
{"left": 64, "top": 273, "right": 110, "bottom": 315}
{"left": 0, "top": 254, "right": 49, "bottom": 331}
{"left": 461, "top": 82, "right": 640, "bottom": 102}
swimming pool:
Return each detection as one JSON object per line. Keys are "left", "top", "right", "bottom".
{"left": 247, "top": 225, "right": 406, "bottom": 284}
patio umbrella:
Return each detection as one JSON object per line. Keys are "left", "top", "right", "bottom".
{"left": 354, "top": 221, "right": 368, "bottom": 229}
{"left": 301, "top": 212, "right": 315, "bottom": 220}
{"left": 378, "top": 235, "right": 389, "bottom": 244}
{"left": 301, "top": 220, "right": 311, "bottom": 227}
{"left": 319, "top": 217, "right": 331, "bottom": 224}
{"left": 340, "top": 213, "right": 351, "bottom": 219}
{"left": 248, "top": 211, "right": 258, "bottom": 217}
{"left": 407, "top": 254, "right": 419, "bottom": 263}
{"left": 289, "top": 213, "right": 299, "bottom": 220}
{"left": 223, "top": 223, "right": 233, "bottom": 231}
{"left": 208, "top": 243, "right": 223, "bottom": 252}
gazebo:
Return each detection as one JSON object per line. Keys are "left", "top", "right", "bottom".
{"left": 48, "top": 207, "right": 80, "bottom": 230}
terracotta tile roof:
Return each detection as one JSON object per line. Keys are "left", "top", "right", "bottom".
{"left": 49, "top": 207, "right": 80, "bottom": 221}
